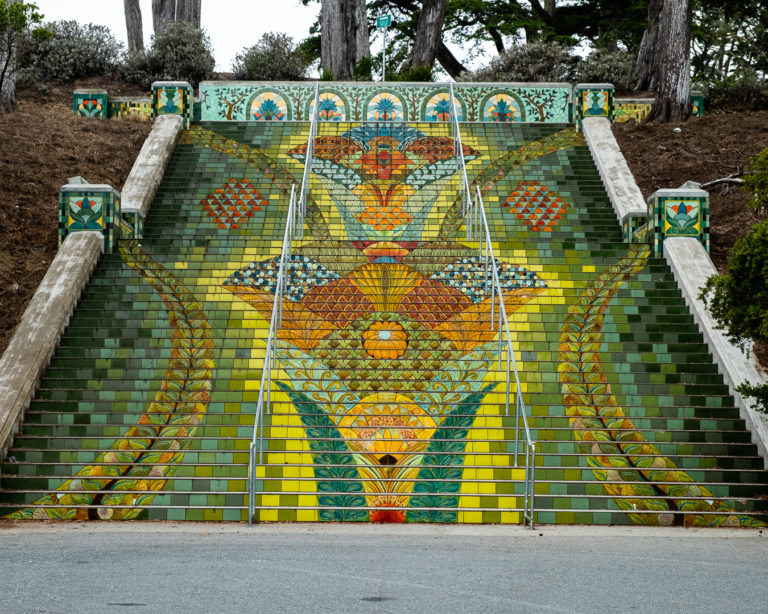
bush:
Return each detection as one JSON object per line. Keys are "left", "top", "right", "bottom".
{"left": 704, "top": 71, "right": 768, "bottom": 112}
{"left": 231, "top": 32, "right": 310, "bottom": 81}
{"left": 701, "top": 219, "right": 768, "bottom": 412}
{"left": 124, "top": 22, "right": 214, "bottom": 89}
{"left": 17, "top": 20, "right": 122, "bottom": 84}
{"left": 460, "top": 41, "right": 578, "bottom": 83}
{"left": 577, "top": 48, "right": 636, "bottom": 93}
{"left": 743, "top": 148, "right": 768, "bottom": 211}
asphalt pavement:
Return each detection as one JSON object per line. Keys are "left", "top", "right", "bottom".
{"left": 1, "top": 522, "right": 766, "bottom": 613}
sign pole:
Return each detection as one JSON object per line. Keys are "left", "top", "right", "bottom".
{"left": 382, "top": 26, "right": 386, "bottom": 82}
{"left": 376, "top": 15, "right": 392, "bottom": 82}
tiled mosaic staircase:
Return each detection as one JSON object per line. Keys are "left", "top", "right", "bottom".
{"left": 1, "top": 118, "right": 767, "bottom": 526}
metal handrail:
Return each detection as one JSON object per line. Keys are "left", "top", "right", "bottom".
{"left": 472, "top": 185, "right": 536, "bottom": 528}
{"left": 248, "top": 184, "right": 298, "bottom": 526}
{"left": 448, "top": 91, "right": 536, "bottom": 527}
{"left": 297, "top": 83, "right": 320, "bottom": 238}
{"left": 449, "top": 84, "right": 473, "bottom": 234}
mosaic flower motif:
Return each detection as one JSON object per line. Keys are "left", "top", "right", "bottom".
{"left": 483, "top": 93, "right": 523, "bottom": 122}
{"left": 68, "top": 196, "right": 104, "bottom": 230}
{"left": 314, "top": 93, "right": 345, "bottom": 121}
{"left": 157, "top": 88, "right": 183, "bottom": 115}
{"left": 251, "top": 93, "right": 287, "bottom": 121}
{"left": 367, "top": 92, "right": 403, "bottom": 121}
{"left": 288, "top": 124, "right": 479, "bottom": 242}
{"left": 338, "top": 395, "right": 436, "bottom": 463}
{"left": 78, "top": 99, "right": 103, "bottom": 117}
{"left": 425, "top": 93, "right": 453, "bottom": 122}
{"left": 362, "top": 321, "right": 407, "bottom": 359}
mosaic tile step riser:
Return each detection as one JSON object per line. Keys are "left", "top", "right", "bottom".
{"left": 5, "top": 119, "right": 766, "bottom": 526}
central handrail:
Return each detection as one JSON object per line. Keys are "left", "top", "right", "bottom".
{"left": 473, "top": 185, "right": 536, "bottom": 528}
{"left": 449, "top": 87, "right": 536, "bottom": 528}
{"left": 297, "top": 83, "right": 320, "bottom": 238}
{"left": 449, "top": 84, "right": 473, "bottom": 234}
{"left": 248, "top": 184, "right": 298, "bottom": 526}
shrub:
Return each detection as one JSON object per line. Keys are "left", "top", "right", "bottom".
{"left": 17, "top": 20, "right": 122, "bottom": 84}
{"left": 577, "top": 48, "right": 636, "bottom": 93}
{"left": 743, "top": 148, "right": 768, "bottom": 211}
{"left": 700, "top": 219, "right": 768, "bottom": 412}
{"left": 704, "top": 71, "right": 768, "bottom": 112}
{"left": 231, "top": 32, "right": 310, "bottom": 81}
{"left": 124, "top": 22, "right": 214, "bottom": 89}
{"left": 460, "top": 41, "right": 578, "bottom": 83}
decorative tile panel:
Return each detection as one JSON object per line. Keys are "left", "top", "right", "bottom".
{"left": 59, "top": 183, "right": 121, "bottom": 252}
{"left": 73, "top": 89, "right": 108, "bottom": 118}
{"left": 108, "top": 98, "right": 152, "bottom": 120}
{"left": 199, "top": 81, "right": 572, "bottom": 123}
{"left": 648, "top": 184, "right": 709, "bottom": 254}
{"left": 152, "top": 81, "right": 193, "bottom": 128}
{"left": 575, "top": 83, "right": 614, "bottom": 128}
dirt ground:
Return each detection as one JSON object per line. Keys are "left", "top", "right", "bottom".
{"left": 612, "top": 111, "right": 768, "bottom": 272}
{"left": 0, "top": 80, "right": 151, "bottom": 355}
{"left": 1, "top": 83, "right": 768, "bottom": 356}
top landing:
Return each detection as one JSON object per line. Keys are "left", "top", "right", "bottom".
{"left": 198, "top": 81, "right": 574, "bottom": 123}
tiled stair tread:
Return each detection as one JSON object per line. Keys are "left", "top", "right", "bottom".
{"left": 3, "top": 118, "right": 765, "bottom": 527}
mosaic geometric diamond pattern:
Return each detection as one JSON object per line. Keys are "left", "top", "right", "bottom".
{"left": 502, "top": 182, "right": 571, "bottom": 232}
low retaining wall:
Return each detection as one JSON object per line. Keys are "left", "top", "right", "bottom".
{"left": 122, "top": 114, "right": 184, "bottom": 232}
{"left": 0, "top": 114, "right": 182, "bottom": 462}
{"left": 0, "top": 232, "right": 103, "bottom": 461}
{"left": 664, "top": 238, "right": 768, "bottom": 468}
{"left": 582, "top": 116, "right": 647, "bottom": 232}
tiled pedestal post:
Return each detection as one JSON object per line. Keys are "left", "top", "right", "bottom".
{"left": 73, "top": 89, "right": 108, "bottom": 118}
{"left": 59, "top": 180, "right": 122, "bottom": 253}
{"left": 648, "top": 183, "right": 709, "bottom": 255}
{"left": 152, "top": 81, "right": 193, "bottom": 128}
{"left": 574, "top": 83, "right": 615, "bottom": 129}
{"left": 690, "top": 90, "right": 704, "bottom": 117}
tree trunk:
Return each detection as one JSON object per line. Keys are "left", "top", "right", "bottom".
{"left": 0, "top": 0, "right": 20, "bottom": 113}
{"left": 124, "top": 0, "right": 144, "bottom": 52}
{"left": 152, "top": 0, "right": 175, "bottom": 33}
{"left": 634, "top": 0, "right": 663, "bottom": 91}
{"left": 176, "top": 0, "right": 201, "bottom": 28}
{"left": 647, "top": 0, "right": 692, "bottom": 122}
{"left": 409, "top": 0, "right": 447, "bottom": 71}
{"left": 321, "top": 0, "right": 370, "bottom": 80}
{"left": 436, "top": 42, "right": 468, "bottom": 79}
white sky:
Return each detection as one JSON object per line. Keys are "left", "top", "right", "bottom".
{"left": 32, "top": 0, "right": 322, "bottom": 72}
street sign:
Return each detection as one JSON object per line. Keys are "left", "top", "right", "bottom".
{"left": 376, "top": 15, "right": 392, "bottom": 28}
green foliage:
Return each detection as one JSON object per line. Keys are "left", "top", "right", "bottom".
{"left": 704, "top": 72, "right": 768, "bottom": 112}
{"left": 743, "top": 148, "right": 768, "bottom": 211}
{"left": 577, "top": 48, "right": 636, "bottom": 93}
{"left": 124, "top": 21, "right": 214, "bottom": 89}
{"left": 0, "top": 1, "right": 45, "bottom": 108}
{"left": 231, "top": 32, "right": 310, "bottom": 81}
{"left": 353, "top": 56, "right": 373, "bottom": 81}
{"left": 17, "top": 20, "right": 122, "bottom": 85}
{"left": 735, "top": 381, "right": 768, "bottom": 414}
{"left": 392, "top": 64, "right": 433, "bottom": 83}
{"left": 459, "top": 41, "right": 578, "bottom": 83}
{"left": 692, "top": 1, "right": 768, "bottom": 83}
{"left": 700, "top": 219, "right": 768, "bottom": 352}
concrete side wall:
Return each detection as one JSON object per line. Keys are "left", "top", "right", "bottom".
{"left": 0, "top": 232, "right": 103, "bottom": 461}
{"left": 582, "top": 116, "right": 647, "bottom": 224}
{"left": 664, "top": 237, "right": 768, "bottom": 468}
{"left": 122, "top": 115, "right": 183, "bottom": 219}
